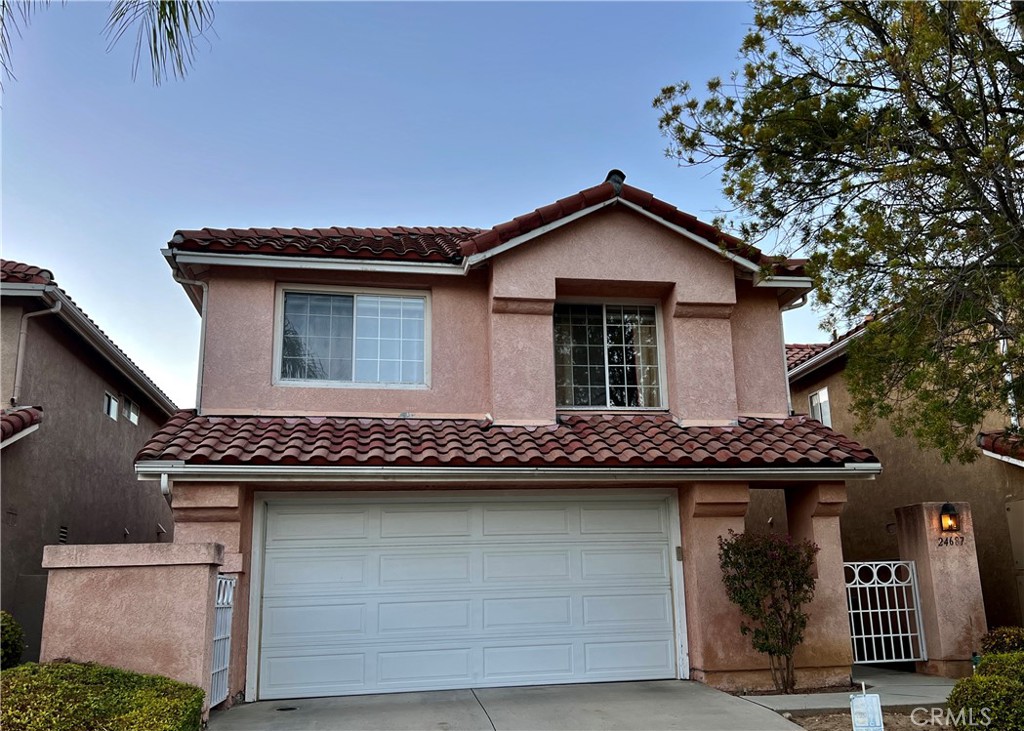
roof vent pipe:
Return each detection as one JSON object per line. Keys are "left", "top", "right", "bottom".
{"left": 605, "top": 169, "right": 626, "bottom": 194}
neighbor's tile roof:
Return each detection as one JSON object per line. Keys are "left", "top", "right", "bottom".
{"left": 977, "top": 431, "right": 1022, "bottom": 461}
{"left": 1, "top": 407, "right": 43, "bottom": 442}
{"left": 1, "top": 260, "right": 54, "bottom": 285}
{"left": 137, "top": 412, "right": 877, "bottom": 469}
{"left": 170, "top": 180, "right": 806, "bottom": 276}
{"left": 786, "top": 343, "right": 831, "bottom": 370}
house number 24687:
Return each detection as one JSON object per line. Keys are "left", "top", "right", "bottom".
{"left": 937, "top": 535, "right": 965, "bottom": 547}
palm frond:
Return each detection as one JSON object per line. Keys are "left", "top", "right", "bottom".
{"left": 104, "top": 0, "right": 215, "bottom": 85}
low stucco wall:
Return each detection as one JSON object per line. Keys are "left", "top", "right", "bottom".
{"left": 40, "top": 543, "right": 224, "bottom": 713}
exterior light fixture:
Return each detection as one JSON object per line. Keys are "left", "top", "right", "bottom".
{"left": 940, "top": 503, "right": 960, "bottom": 532}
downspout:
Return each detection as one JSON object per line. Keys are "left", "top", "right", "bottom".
{"left": 780, "top": 294, "right": 809, "bottom": 415}
{"left": 11, "top": 296, "right": 62, "bottom": 406}
{"left": 173, "top": 272, "right": 209, "bottom": 415}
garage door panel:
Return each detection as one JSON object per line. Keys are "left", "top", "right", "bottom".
{"left": 267, "top": 508, "right": 369, "bottom": 544}
{"left": 580, "top": 505, "right": 667, "bottom": 535}
{"left": 580, "top": 548, "right": 670, "bottom": 580}
{"left": 482, "top": 507, "right": 571, "bottom": 535}
{"left": 483, "top": 596, "right": 573, "bottom": 629}
{"left": 259, "top": 495, "right": 680, "bottom": 699}
{"left": 380, "top": 507, "right": 472, "bottom": 538}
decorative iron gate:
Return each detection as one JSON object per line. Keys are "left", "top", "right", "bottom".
{"left": 844, "top": 561, "right": 927, "bottom": 663}
{"left": 210, "top": 575, "right": 236, "bottom": 707}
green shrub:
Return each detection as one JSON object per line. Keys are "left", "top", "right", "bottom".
{"left": 947, "top": 674, "right": 1024, "bottom": 731}
{"left": 718, "top": 530, "right": 819, "bottom": 693}
{"left": 980, "top": 625, "right": 1024, "bottom": 654}
{"left": 0, "top": 661, "right": 204, "bottom": 731}
{"left": 1, "top": 610, "right": 25, "bottom": 669}
{"left": 977, "top": 651, "right": 1024, "bottom": 685}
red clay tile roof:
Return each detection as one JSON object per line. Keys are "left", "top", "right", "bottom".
{"left": 1, "top": 407, "right": 43, "bottom": 442}
{"left": 172, "top": 227, "right": 483, "bottom": 263}
{"left": 1, "top": 260, "right": 54, "bottom": 285}
{"left": 786, "top": 343, "right": 831, "bottom": 370}
{"left": 977, "top": 430, "right": 1023, "bottom": 461}
{"left": 137, "top": 411, "right": 877, "bottom": 469}
{"left": 169, "top": 179, "right": 806, "bottom": 277}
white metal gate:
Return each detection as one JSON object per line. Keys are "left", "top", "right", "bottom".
{"left": 210, "top": 575, "right": 236, "bottom": 707}
{"left": 844, "top": 561, "right": 926, "bottom": 663}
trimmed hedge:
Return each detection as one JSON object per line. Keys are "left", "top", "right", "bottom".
{"left": 948, "top": 649, "right": 1024, "bottom": 731}
{"left": 980, "top": 626, "right": 1024, "bottom": 654}
{"left": 977, "top": 651, "right": 1024, "bottom": 685}
{"left": 1, "top": 611, "right": 25, "bottom": 669}
{"left": 0, "top": 661, "right": 204, "bottom": 731}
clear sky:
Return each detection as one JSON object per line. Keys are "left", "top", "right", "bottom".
{"left": 3, "top": 1, "right": 828, "bottom": 408}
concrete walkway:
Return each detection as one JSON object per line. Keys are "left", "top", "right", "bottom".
{"left": 743, "top": 666, "right": 957, "bottom": 715}
{"left": 209, "top": 680, "right": 802, "bottom": 731}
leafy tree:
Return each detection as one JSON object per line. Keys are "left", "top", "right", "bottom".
{"left": 718, "top": 530, "right": 818, "bottom": 694}
{"left": 1, "top": 0, "right": 215, "bottom": 86}
{"left": 654, "top": 1, "right": 1024, "bottom": 462}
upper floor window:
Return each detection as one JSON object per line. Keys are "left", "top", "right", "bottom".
{"left": 554, "top": 303, "right": 663, "bottom": 409}
{"left": 809, "top": 387, "right": 832, "bottom": 427}
{"left": 123, "top": 398, "right": 140, "bottom": 425}
{"left": 103, "top": 392, "right": 119, "bottom": 420}
{"left": 277, "top": 287, "right": 427, "bottom": 386}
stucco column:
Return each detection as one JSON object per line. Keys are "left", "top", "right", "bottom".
{"left": 489, "top": 298, "right": 557, "bottom": 425}
{"left": 40, "top": 543, "right": 223, "bottom": 716}
{"left": 172, "top": 482, "right": 252, "bottom": 702}
{"left": 671, "top": 304, "right": 739, "bottom": 424}
{"left": 785, "top": 483, "right": 854, "bottom": 686}
{"left": 895, "top": 502, "right": 987, "bottom": 678}
{"left": 678, "top": 482, "right": 768, "bottom": 689}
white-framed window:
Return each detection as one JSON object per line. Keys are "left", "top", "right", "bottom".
{"left": 103, "top": 392, "right": 119, "bottom": 420}
{"left": 275, "top": 285, "right": 429, "bottom": 387}
{"left": 809, "top": 387, "right": 832, "bottom": 427}
{"left": 554, "top": 302, "right": 665, "bottom": 409}
{"left": 123, "top": 398, "right": 140, "bottom": 425}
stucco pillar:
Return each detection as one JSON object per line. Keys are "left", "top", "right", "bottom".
{"left": 172, "top": 482, "right": 252, "bottom": 703}
{"left": 671, "top": 304, "right": 738, "bottom": 424}
{"left": 678, "top": 482, "right": 768, "bottom": 689}
{"left": 489, "top": 298, "right": 557, "bottom": 425}
{"left": 785, "top": 483, "right": 854, "bottom": 686}
{"left": 895, "top": 502, "right": 987, "bottom": 678}
{"left": 40, "top": 543, "right": 223, "bottom": 716}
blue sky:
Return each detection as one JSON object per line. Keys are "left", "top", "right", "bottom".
{"left": 3, "top": 1, "right": 827, "bottom": 408}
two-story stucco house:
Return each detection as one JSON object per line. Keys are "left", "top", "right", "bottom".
{"left": 136, "top": 171, "right": 881, "bottom": 703}
{"left": 1, "top": 259, "right": 177, "bottom": 661}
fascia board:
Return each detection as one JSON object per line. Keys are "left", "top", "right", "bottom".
{"left": 0, "top": 423, "right": 40, "bottom": 449}
{"left": 136, "top": 461, "right": 882, "bottom": 482}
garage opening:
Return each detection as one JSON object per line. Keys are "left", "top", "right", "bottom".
{"left": 254, "top": 491, "right": 685, "bottom": 699}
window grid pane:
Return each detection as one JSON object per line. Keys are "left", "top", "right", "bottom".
{"left": 282, "top": 292, "right": 424, "bottom": 385}
{"left": 553, "top": 303, "right": 660, "bottom": 408}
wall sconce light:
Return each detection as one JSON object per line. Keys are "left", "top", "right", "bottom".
{"left": 940, "top": 503, "right": 960, "bottom": 532}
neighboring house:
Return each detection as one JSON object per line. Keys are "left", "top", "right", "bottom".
{"left": 136, "top": 170, "right": 882, "bottom": 702}
{"left": 1, "top": 259, "right": 177, "bottom": 661}
{"left": 787, "top": 337, "right": 1024, "bottom": 628}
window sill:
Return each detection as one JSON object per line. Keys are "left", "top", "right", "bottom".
{"left": 274, "top": 379, "right": 430, "bottom": 391}
{"left": 556, "top": 407, "right": 670, "bottom": 415}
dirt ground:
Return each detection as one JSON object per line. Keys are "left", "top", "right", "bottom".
{"left": 794, "top": 711, "right": 953, "bottom": 730}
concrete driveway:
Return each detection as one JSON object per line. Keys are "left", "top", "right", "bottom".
{"left": 208, "top": 680, "right": 801, "bottom": 731}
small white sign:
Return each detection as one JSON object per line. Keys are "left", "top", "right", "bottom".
{"left": 850, "top": 693, "right": 884, "bottom": 731}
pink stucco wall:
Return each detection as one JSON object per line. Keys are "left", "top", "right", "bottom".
{"left": 198, "top": 205, "right": 792, "bottom": 423}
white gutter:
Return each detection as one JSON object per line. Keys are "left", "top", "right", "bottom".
{"left": 11, "top": 292, "right": 61, "bottom": 405}
{"left": 0, "top": 423, "right": 40, "bottom": 450}
{"left": 169, "top": 250, "right": 465, "bottom": 277}
{"left": 136, "top": 461, "right": 881, "bottom": 482}
{"left": 172, "top": 271, "right": 209, "bottom": 413}
{"left": 980, "top": 450, "right": 1024, "bottom": 469}
{"left": 788, "top": 338, "right": 853, "bottom": 382}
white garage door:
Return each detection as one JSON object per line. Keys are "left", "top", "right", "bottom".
{"left": 257, "top": 493, "right": 681, "bottom": 699}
